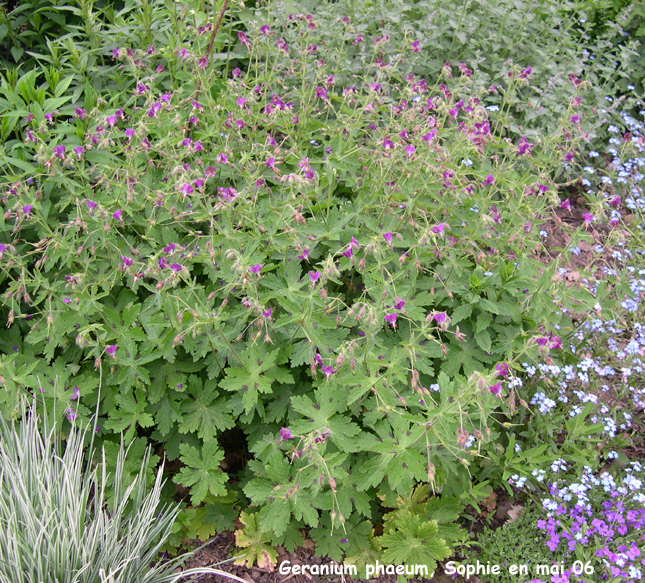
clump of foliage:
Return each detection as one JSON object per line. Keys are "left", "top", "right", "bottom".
{"left": 0, "top": 397, "right": 246, "bottom": 583}
{"left": 0, "top": 0, "right": 641, "bottom": 572}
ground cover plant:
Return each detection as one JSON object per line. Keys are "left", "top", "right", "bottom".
{"left": 0, "top": 0, "right": 643, "bottom": 580}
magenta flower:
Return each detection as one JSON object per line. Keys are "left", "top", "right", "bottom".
{"left": 321, "top": 365, "right": 337, "bottom": 379}
{"left": 496, "top": 362, "right": 509, "bottom": 377}
{"left": 217, "top": 153, "right": 228, "bottom": 164}
{"left": 570, "top": 114, "right": 580, "bottom": 123}
{"left": 431, "top": 223, "right": 446, "bottom": 234}
{"left": 198, "top": 56, "right": 208, "bottom": 70}
{"left": 106, "top": 344, "right": 118, "bottom": 356}
{"left": 237, "top": 97, "right": 246, "bottom": 108}
{"left": 309, "top": 270, "right": 321, "bottom": 283}
{"left": 405, "top": 144, "right": 416, "bottom": 157}
{"left": 75, "top": 107, "right": 87, "bottom": 119}
{"left": 394, "top": 297, "right": 405, "bottom": 310}
{"left": 238, "top": 31, "right": 252, "bottom": 47}
{"left": 170, "top": 263, "right": 183, "bottom": 273}
{"left": 65, "top": 407, "right": 78, "bottom": 422}
{"left": 263, "top": 308, "right": 272, "bottom": 318}
{"left": 70, "top": 387, "right": 79, "bottom": 400}
{"left": 341, "top": 247, "right": 353, "bottom": 259}
{"left": 382, "top": 232, "right": 393, "bottom": 243}
{"left": 582, "top": 213, "right": 594, "bottom": 223}
{"left": 249, "top": 264, "right": 262, "bottom": 274}
{"left": 411, "top": 40, "right": 420, "bottom": 52}
{"left": 53, "top": 145, "right": 65, "bottom": 159}
{"left": 125, "top": 128, "right": 135, "bottom": 139}
{"left": 279, "top": 427, "right": 293, "bottom": 440}
{"left": 315, "top": 86, "right": 328, "bottom": 100}
{"left": 73, "top": 146, "right": 84, "bottom": 159}
{"left": 350, "top": 237, "right": 360, "bottom": 249}
{"left": 163, "top": 243, "right": 177, "bottom": 254}
{"left": 158, "top": 257, "right": 168, "bottom": 269}
{"left": 384, "top": 313, "right": 397, "bottom": 326}
{"left": 106, "top": 115, "right": 117, "bottom": 127}
{"left": 609, "top": 195, "right": 621, "bottom": 206}
{"left": 484, "top": 175, "right": 495, "bottom": 185}
{"left": 121, "top": 256, "right": 133, "bottom": 267}
{"left": 182, "top": 183, "right": 193, "bottom": 196}
{"left": 22, "top": 205, "right": 33, "bottom": 216}
{"left": 63, "top": 298, "right": 71, "bottom": 304}
{"left": 422, "top": 130, "right": 437, "bottom": 143}
{"left": 488, "top": 382, "right": 502, "bottom": 396}
{"left": 265, "top": 157, "right": 276, "bottom": 169}
{"left": 86, "top": 199, "right": 97, "bottom": 211}
{"left": 112, "top": 209, "right": 122, "bottom": 220}
{"left": 559, "top": 198, "right": 571, "bottom": 209}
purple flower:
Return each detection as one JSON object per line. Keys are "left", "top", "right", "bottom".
{"left": 63, "top": 298, "right": 71, "bottom": 304}
{"left": 113, "top": 209, "right": 122, "bottom": 220}
{"left": 382, "top": 232, "right": 393, "bottom": 243}
{"left": 73, "top": 146, "right": 84, "bottom": 158}
{"left": 315, "top": 86, "right": 328, "bottom": 100}
{"left": 570, "top": 114, "right": 580, "bottom": 123}
{"left": 249, "top": 264, "right": 262, "bottom": 274}
{"left": 496, "top": 362, "right": 509, "bottom": 377}
{"left": 431, "top": 223, "right": 446, "bottom": 234}
{"left": 484, "top": 174, "right": 494, "bottom": 185}
{"left": 121, "top": 256, "right": 133, "bottom": 267}
{"left": 394, "top": 297, "right": 405, "bottom": 310}
{"left": 411, "top": 40, "right": 420, "bottom": 52}
{"left": 170, "top": 263, "right": 183, "bottom": 273}
{"left": 488, "top": 382, "right": 502, "bottom": 395}
{"left": 125, "top": 128, "right": 135, "bottom": 139}
{"left": 321, "top": 365, "right": 337, "bottom": 378}
{"left": 106, "top": 344, "right": 118, "bottom": 357}
{"left": 309, "top": 270, "right": 321, "bottom": 283}
{"left": 559, "top": 198, "right": 571, "bottom": 209}
{"left": 384, "top": 313, "right": 397, "bottom": 326}
{"left": 53, "top": 145, "right": 65, "bottom": 159}
{"left": 75, "top": 107, "right": 87, "bottom": 119}
{"left": 280, "top": 427, "right": 293, "bottom": 440}
{"left": 422, "top": 130, "right": 437, "bottom": 143}
{"left": 70, "top": 387, "right": 80, "bottom": 400}
{"left": 163, "top": 243, "right": 177, "bottom": 254}
{"left": 182, "top": 183, "right": 193, "bottom": 196}
{"left": 158, "top": 257, "right": 168, "bottom": 269}
{"left": 582, "top": 213, "right": 594, "bottom": 223}
{"left": 106, "top": 115, "right": 117, "bottom": 127}
{"left": 263, "top": 308, "right": 272, "bottom": 318}
{"left": 65, "top": 407, "right": 78, "bottom": 422}
{"left": 22, "top": 205, "right": 33, "bottom": 216}
{"left": 433, "top": 312, "right": 446, "bottom": 323}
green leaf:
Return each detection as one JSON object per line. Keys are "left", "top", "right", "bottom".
{"left": 451, "top": 304, "right": 472, "bottom": 324}
{"left": 104, "top": 388, "right": 154, "bottom": 442}
{"left": 179, "top": 378, "right": 234, "bottom": 440}
{"left": 234, "top": 511, "right": 278, "bottom": 569}
{"left": 378, "top": 512, "right": 450, "bottom": 574}
{"left": 176, "top": 441, "right": 227, "bottom": 505}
